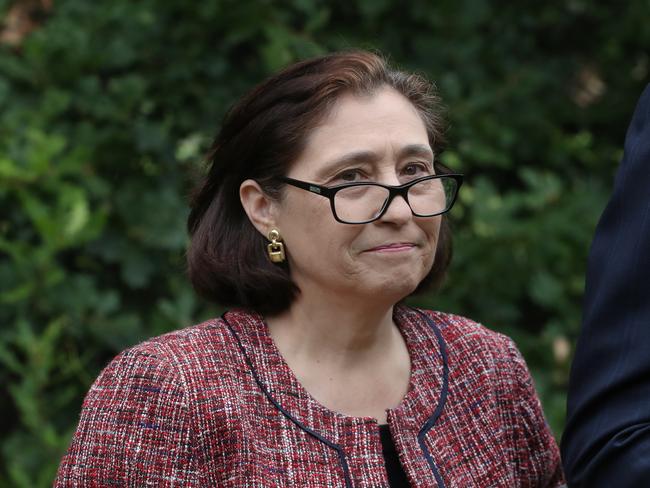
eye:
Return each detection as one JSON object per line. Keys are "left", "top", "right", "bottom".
{"left": 402, "top": 162, "right": 432, "bottom": 177}
{"left": 332, "top": 168, "right": 367, "bottom": 183}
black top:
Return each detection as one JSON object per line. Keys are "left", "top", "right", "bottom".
{"left": 378, "top": 424, "right": 410, "bottom": 487}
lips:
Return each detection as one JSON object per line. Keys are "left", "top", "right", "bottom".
{"left": 365, "top": 242, "right": 417, "bottom": 252}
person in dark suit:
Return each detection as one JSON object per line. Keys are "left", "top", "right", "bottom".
{"left": 562, "top": 84, "right": 650, "bottom": 486}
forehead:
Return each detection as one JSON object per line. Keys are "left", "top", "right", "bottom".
{"left": 291, "top": 87, "right": 431, "bottom": 177}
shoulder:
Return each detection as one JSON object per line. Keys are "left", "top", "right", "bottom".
{"left": 133, "top": 315, "right": 233, "bottom": 357}
{"left": 415, "top": 308, "right": 556, "bottom": 430}
{"left": 94, "top": 313, "right": 243, "bottom": 392}
{"left": 412, "top": 307, "right": 533, "bottom": 395}
{"left": 417, "top": 309, "right": 542, "bottom": 411}
{"left": 415, "top": 308, "right": 517, "bottom": 360}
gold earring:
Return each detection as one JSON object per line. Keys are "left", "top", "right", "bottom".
{"left": 266, "top": 229, "right": 286, "bottom": 263}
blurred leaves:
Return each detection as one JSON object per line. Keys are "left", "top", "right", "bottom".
{"left": 1, "top": 0, "right": 648, "bottom": 485}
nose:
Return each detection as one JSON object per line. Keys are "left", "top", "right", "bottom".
{"left": 378, "top": 194, "right": 412, "bottom": 224}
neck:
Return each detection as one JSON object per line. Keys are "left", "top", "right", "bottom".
{"left": 266, "top": 288, "right": 401, "bottom": 368}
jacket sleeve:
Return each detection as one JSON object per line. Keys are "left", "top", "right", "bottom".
{"left": 505, "top": 339, "right": 565, "bottom": 488}
{"left": 561, "top": 84, "right": 650, "bottom": 487}
{"left": 54, "top": 345, "right": 199, "bottom": 487}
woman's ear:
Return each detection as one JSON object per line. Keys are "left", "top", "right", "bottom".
{"left": 239, "top": 179, "right": 278, "bottom": 237}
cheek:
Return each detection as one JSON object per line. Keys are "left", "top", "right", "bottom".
{"left": 432, "top": 220, "right": 442, "bottom": 248}
{"left": 280, "top": 195, "right": 352, "bottom": 261}
{"left": 279, "top": 192, "right": 323, "bottom": 232}
{"left": 421, "top": 216, "right": 441, "bottom": 244}
{"left": 422, "top": 218, "right": 442, "bottom": 264}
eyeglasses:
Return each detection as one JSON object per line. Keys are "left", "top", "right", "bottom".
{"left": 277, "top": 174, "right": 463, "bottom": 224}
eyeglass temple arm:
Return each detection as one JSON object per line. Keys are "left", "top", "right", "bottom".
{"left": 277, "top": 177, "right": 335, "bottom": 197}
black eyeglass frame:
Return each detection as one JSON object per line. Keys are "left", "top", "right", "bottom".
{"left": 277, "top": 173, "right": 464, "bottom": 224}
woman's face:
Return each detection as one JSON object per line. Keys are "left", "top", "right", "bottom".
{"left": 274, "top": 86, "right": 441, "bottom": 304}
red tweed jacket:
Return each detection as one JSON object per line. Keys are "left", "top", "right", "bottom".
{"left": 55, "top": 305, "right": 564, "bottom": 487}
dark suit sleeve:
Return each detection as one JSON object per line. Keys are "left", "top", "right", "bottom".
{"left": 561, "top": 84, "right": 650, "bottom": 487}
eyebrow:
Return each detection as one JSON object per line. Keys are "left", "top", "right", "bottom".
{"left": 314, "top": 144, "right": 434, "bottom": 181}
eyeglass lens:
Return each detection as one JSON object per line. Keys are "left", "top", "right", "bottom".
{"left": 333, "top": 177, "right": 457, "bottom": 223}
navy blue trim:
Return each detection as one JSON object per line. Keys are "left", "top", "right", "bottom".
{"left": 413, "top": 308, "right": 449, "bottom": 488}
{"left": 221, "top": 313, "right": 353, "bottom": 488}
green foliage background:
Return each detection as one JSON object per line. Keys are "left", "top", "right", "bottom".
{"left": 1, "top": 0, "right": 648, "bottom": 485}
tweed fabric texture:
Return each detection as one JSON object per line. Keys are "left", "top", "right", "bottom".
{"left": 55, "top": 305, "right": 564, "bottom": 487}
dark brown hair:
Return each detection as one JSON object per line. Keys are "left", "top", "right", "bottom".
{"left": 186, "top": 50, "right": 452, "bottom": 315}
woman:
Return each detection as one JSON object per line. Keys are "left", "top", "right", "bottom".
{"left": 55, "top": 51, "right": 564, "bottom": 487}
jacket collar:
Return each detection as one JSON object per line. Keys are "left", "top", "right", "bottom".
{"left": 221, "top": 304, "right": 447, "bottom": 447}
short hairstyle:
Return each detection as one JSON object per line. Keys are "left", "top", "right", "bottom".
{"left": 187, "top": 50, "right": 452, "bottom": 315}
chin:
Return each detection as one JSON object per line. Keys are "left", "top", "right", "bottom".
{"left": 363, "top": 273, "right": 422, "bottom": 303}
